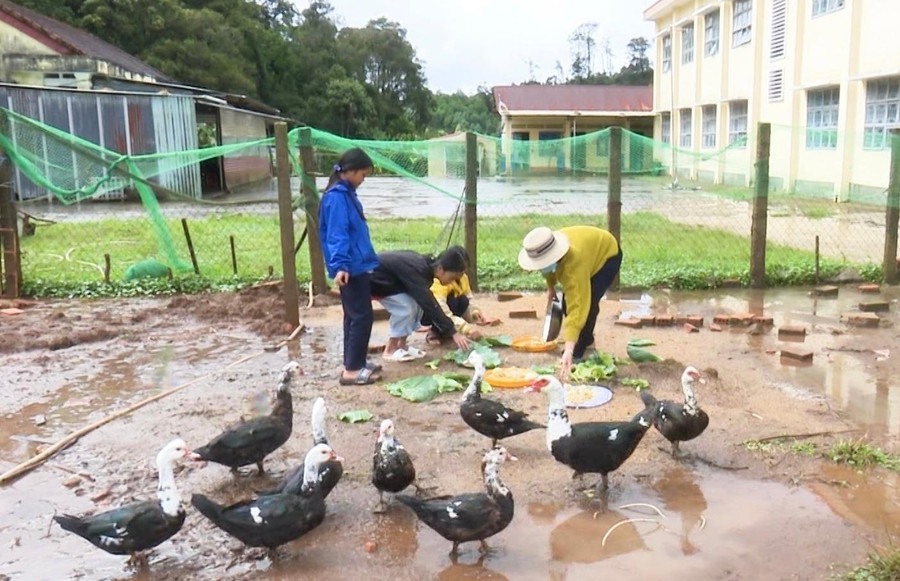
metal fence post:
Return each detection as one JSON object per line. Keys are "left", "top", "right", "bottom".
{"left": 465, "top": 132, "right": 478, "bottom": 291}
{"left": 299, "top": 127, "right": 328, "bottom": 294}
{"left": 275, "top": 122, "right": 300, "bottom": 329}
{"left": 750, "top": 122, "right": 771, "bottom": 289}
{"left": 883, "top": 129, "right": 900, "bottom": 284}
{"left": 608, "top": 126, "right": 622, "bottom": 291}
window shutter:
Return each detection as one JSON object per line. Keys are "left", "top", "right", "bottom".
{"left": 771, "top": 0, "right": 787, "bottom": 59}
{"left": 769, "top": 69, "right": 784, "bottom": 102}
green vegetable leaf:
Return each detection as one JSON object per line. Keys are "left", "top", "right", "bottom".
{"left": 620, "top": 377, "right": 650, "bottom": 391}
{"left": 424, "top": 358, "right": 442, "bottom": 370}
{"left": 627, "top": 338, "right": 657, "bottom": 347}
{"left": 443, "top": 342, "right": 502, "bottom": 368}
{"left": 477, "top": 335, "right": 512, "bottom": 347}
{"left": 337, "top": 410, "right": 373, "bottom": 423}
{"left": 569, "top": 351, "right": 620, "bottom": 382}
{"left": 530, "top": 363, "right": 557, "bottom": 374}
{"left": 627, "top": 345, "right": 663, "bottom": 363}
{"left": 384, "top": 372, "right": 487, "bottom": 402}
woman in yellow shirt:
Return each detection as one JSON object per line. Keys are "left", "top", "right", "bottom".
{"left": 518, "top": 226, "right": 622, "bottom": 380}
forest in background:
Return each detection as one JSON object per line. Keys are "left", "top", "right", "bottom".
{"left": 12, "top": 0, "right": 652, "bottom": 138}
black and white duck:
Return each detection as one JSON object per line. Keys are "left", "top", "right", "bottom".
{"left": 640, "top": 366, "right": 709, "bottom": 457}
{"left": 396, "top": 447, "right": 516, "bottom": 557}
{"left": 259, "top": 397, "right": 342, "bottom": 497}
{"left": 527, "top": 375, "right": 653, "bottom": 491}
{"left": 371, "top": 419, "right": 417, "bottom": 512}
{"left": 191, "top": 443, "right": 341, "bottom": 557}
{"left": 460, "top": 352, "right": 544, "bottom": 447}
{"left": 192, "top": 361, "right": 300, "bottom": 475}
{"left": 53, "top": 438, "right": 193, "bottom": 567}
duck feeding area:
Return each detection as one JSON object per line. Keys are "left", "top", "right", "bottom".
{"left": 1, "top": 283, "right": 899, "bottom": 580}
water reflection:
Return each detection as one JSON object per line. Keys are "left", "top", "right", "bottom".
{"left": 549, "top": 509, "right": 648, "bottom": 564}
{"left": 370, "top": 507, "right": 419, "bottom": 562}
{"left": 437, "top": 560, "right": 509, "bottom": 581}
{"left": 652, "top": 467, "right": 708, "bottom": 555}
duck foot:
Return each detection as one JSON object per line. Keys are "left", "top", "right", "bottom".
{"left": 478, "top": 540, "right": 491, "bottom": 555}
{"left": 372, "top": 493, "right": 388, "bottom": 514}
{"left": 256, "top": 461, "right": 266, "bottom": 475}
{"left": 126, "top": 552, "right": 149, "bottom": 569}
{"left": 413, "top": 482, "right": 438, "bottom": 497}
{"left": 266, "top": 547, "right": 282, "bottom": 561}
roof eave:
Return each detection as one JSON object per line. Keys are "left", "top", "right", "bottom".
{"left": 501, "top": 110, "right": 656, "bottom": 117}
{"left": 643, "top": 0, "right": 689, "bottom": 21}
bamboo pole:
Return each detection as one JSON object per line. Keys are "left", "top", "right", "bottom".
{"left": 181, "top": 218, "right": 200, "bottom": 275}
{"left": 230, "top": 235, "right": 237, "bottom": 275}
{"left": 608, "top": 126, "right": 622, "bottom": 292}
{"left": 275, "top": 123, "right": 300, "bottom": 329}
{"left": 465, "top": 132, "right": 479, "bottom": 291}
{"left": 298, "top": 128, "right": 328, "bottom": 295}
{"left": 750, "top": 123, "right": 771, "bottom": 289}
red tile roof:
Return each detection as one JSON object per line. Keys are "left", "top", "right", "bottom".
{"left": 492, "top": 84, "right": 653, "bottom": 114}
{"left": 0, "top": 0, "right": 169, "bottom": 81}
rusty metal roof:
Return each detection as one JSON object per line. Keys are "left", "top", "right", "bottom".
{"left": 0, "top": 0, "right": 170, "bottom": 81}
{"left": 492, "top": 84, "right": 653, "bottom": 114}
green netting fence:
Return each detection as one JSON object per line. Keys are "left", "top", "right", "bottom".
{"left": 0, "top": 106, "right": 893, "bottom": 297}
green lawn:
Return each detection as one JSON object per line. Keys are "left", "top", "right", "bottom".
{"left": 19, "top": 210, "right": 880, "bottom": 298}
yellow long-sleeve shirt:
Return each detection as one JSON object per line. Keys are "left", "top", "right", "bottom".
{"left": 430, "top": 273, "right": 481, "bottom": 334}
{"left": 545, "top": 226, "right": 619, "bottom": 342}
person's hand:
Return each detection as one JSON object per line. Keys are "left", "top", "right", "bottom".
{"left": 557, "top": 345, "right": 574, "bottom": 381}
{"left": 547, "top": 287, "right": 557, "bottom": 304}
{"left": 333, "top": 270, "right": 349, "bottom": 287}
{"left": 452, "top": 332, "right": 470, "bottom": 351}
{"left": 467, "top": 328, "right": 483, "bottom": 340}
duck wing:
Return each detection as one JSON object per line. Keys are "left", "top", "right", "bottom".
{"left": 191, "top": 492, "right": 324, "bottom": 548}
{"left": 372, "top": 447, "right": 416, "bottom": 493}
{"left": 54, "top": 500, "right": 184, "bottom": 555}
{"left": 194, "top": 416, "right": 290, "bottom": 466}
{"left": 396, "top": 493, "right": 502, "bottom": 541}
{"left": 656, "top": 403, "right": 709, "bottom": 441}
{"left": 461, "top": 398, "right": 543, "bottom": 439}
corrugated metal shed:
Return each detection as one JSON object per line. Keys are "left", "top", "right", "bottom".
{"left": 492, "top": 85, "right": 654, "bottom": 114}
{"left": 0, "top": 83, "right": 200, "bottom": 201}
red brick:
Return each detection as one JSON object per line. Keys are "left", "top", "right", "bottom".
{"left": 509, "top": 309, "right": 538, "bottom": 319}
{"left": 655, "top": 314, "right": 674, "bottom": 326}
{"left": 682, "top": 323, "right": 699, "bottom": 333}
{"left": 614, "top": 318, "right": 643, "bottom": 328}
{"left": 686, "top": 315, "right": 704, "bottom": 328}
{"left": 812, "top": 285, "right": 839, "bottom": 297}
{"left": 843, "top": 312, "right": 880, "bottom": 327}
{"left": 752, "top": 315, "right": 774, "bottom": 325}
{"left": 780, "top": 347, "right": 814, "bottom": 362}
{"left": 710, "top": 323, "right": 724, "bottom": 332}
{"left": 497, "top": 291, "right": 523, "bottom": 302}
{"left": 639, "top": 315, "right": 656, "bottom": 326}
{"left": 729, "top": 313, "right": 756, "bottom": 326}
{"left": 858, "top": 284, "right": 881, "bottom": 294}
{"left": 713, "top": 314, "right": 730, "bottom": 325}
{"left": 778, "top": 324, "right": 807, "bottom": 338}
{"left": 859, "top": 300, "right": 889, "bottom": 313}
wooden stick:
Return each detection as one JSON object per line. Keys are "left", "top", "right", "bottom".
{"left": 181, "top": 218, "right": 200, "bottom": 275}
{"left": 0, "top": 336, "right": 300, "bottom": 486}
{"left": 230, "top": 235, "right": 237, "bottom": 275}
{"left": 103, "top": 253, "right": 111, "bottom": 284}
{"left": 741, "top": 428, "right": 859, "bottom": 446}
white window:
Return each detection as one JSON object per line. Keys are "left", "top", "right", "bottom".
{"left": 864, "top": 77, "right": 900, "bottom": 149}
{"left": 806, "top": 88, "right": 839, "bottom": 149}
{"left": 682, "top": 24, "right": 694, "bottom": 64}
{"left": 812, "top": 0, "right": 844, "bottom": 17}
{"left": 771, "top": 0, "right": 787, "bottom": 59}
{"left": 733, "top": 0, "right": 752, "bottom": 47}
{"left": 704, "top": 10, "right": 720, "bottom": 57}
{"left": 729, "top": 100, "right": 749, "bottom": 147}
{"left": 661, "top": 113, "right": 671, "bottom": 143}
{"left": 662, "top": 35, "right": 672, "bottom": 72}
{"left": 702, "top": 105, "right": 717, "bottom": 149}
{"left": 680, "top": 108, "right": 692, "bottom": 147}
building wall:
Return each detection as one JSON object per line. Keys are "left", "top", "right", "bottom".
{"left": 219, "top": 107, "right": 272, "bottom": 190}
{"left": 646, "top": 0, "right": 900, "bottom": 199}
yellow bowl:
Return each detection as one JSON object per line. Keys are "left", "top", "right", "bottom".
{"left": 511, "top": 336, "right": 558, "bottom": 353}
{"left": 484, "top": 367, "right": 539, "bottom": 388}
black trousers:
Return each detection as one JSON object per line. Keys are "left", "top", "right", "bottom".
{"left": 421, "top": 294, "right": 469, "bottom": 327}
{"left": 562, "top": 249, "right": 623, "bottom": 359}
{"left": 339, "top": 272, "right": 373, "bottom": 371}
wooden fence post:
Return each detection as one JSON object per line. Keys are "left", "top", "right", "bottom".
{"left": 275, "top": 122, "right": 300, "bottom": 329}
{"left": 608, "top": 126, "right": 622, "bottom": 291}
{"left": 0, "top": 154, "right": 20, "bottom": 297}
{"left": 883, "top": 129, "right": 900, "bottom": 284}
{"left": 298, "top": 127, "right": 328, "bottom": 295}
{"left": 465, "top": 132, "right": 479, "bottom": 291}
{"left": 750, "top": 122, "right": 771, "bottom": 289}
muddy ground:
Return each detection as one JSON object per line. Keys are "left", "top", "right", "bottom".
{"left": 1, "top": 284, "right": 899, "bottom": 580}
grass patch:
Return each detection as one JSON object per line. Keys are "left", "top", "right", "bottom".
{"left": 839, "top": 549, "right": 900, "bottom": 581}
{"left": 828, "top": 440, "right": 900, "bottom": 471}
{"left": 19, "top": 210, "right": 880, "bottom": 298}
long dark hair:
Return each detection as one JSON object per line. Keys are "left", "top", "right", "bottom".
{"left": 433, "top": 245, "right": 469, "bottom": 273}
{"left": 325, "top": 147, "right": 374, "bottom": 190}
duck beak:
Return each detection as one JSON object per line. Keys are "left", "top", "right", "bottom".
{"left": 508, "top": 454, "right": 519, "bottom": 462}
{"left": 331, "top": 451, "right": 344, "bottom": 463}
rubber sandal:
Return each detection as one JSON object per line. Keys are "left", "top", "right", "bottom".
{"left": 426, "top": 332, "right": 442, "bottom": 346}
{"left": 383, "top": 349, "right": 417, "bottom": 362}
{"left": 339, "top": 367, "right": 381, "bottom": 385}
{"left": 406, "top": 346, "right": 427, "bottom": 359}
{"left": 365, "top": 361, "right": 383, "bottom": 373}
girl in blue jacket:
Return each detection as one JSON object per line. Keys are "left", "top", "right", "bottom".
{"left": 318, "top": 148, "right": 381, "bottom": 385}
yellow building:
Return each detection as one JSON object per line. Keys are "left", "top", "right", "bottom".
{"left": 644, "top": 0, "right": 898, "bottom": 200}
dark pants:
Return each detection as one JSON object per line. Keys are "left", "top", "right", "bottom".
{"left": 339, "top": 272, "right": 373, "bottom": 371}
{"left": 421, "top": 294, "right": 469, "bottom": 327}
{"left": 562, "top": 249, "right": 623, "bottom": 359}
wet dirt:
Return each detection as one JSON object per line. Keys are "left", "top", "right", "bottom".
{"left": 1, "top": 284, "right": 899, "bottom": 580}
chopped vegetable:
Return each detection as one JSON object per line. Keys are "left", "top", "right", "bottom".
{"left": 620, "top": 377, "right": 650, "bottom": 391}
{"left": 384, "top": 372, "right": 490, "bottom": 403}
{"left": 337, "top": 410, "right": 373, "bottom": 423}
{"left": 570, "top": 351, "right": 619, "bottom": 382}
{"left": 530, "top": 363, "right": 557, "bottom": 374}
{"left": 424, "top": 359, "right": 441, "bottom": 370}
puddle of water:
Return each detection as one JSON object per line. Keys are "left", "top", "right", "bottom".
{"left": 398, "top": 466, "right": 863, "bottom": 580}
{"left": 809, "top": 463, "right": 900, "bottom": 539}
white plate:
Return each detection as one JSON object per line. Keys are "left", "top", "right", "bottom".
{"left": 564, "top": 384, "right": 613, "bottom": 409}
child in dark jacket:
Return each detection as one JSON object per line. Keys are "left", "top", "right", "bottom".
{"left": 318, "top": 147, "right": 381, "bottom": 385}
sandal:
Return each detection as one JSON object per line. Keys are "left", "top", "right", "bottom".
{"left": 406, "top": 346, "right": 427, "bottom": 359}
{"left": 339, "top": 367, "right": 381, "bottom": 385}
{"left": 365, "top": 360, "right": 383, "bottom": 373}
{"left": 383, "top": 349, "right": 417, "bottom": 362}
{"left": 425, "top": 332, "right": 442, "bottom": 346}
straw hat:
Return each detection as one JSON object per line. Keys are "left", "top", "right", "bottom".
{"left": 518, "top": 227, "right": 570, "bottom": 271}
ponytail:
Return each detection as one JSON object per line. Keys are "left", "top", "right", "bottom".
{"left": 324, "top": 147, "right": 374, "bottom": 191}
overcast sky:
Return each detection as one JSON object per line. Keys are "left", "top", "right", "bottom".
{"left": 316, "top": 1, "right": 657, "bottom": 94}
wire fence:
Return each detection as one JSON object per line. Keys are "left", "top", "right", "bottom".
{"left": 0, "top": 107, "right": 895, "bottom": 299}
